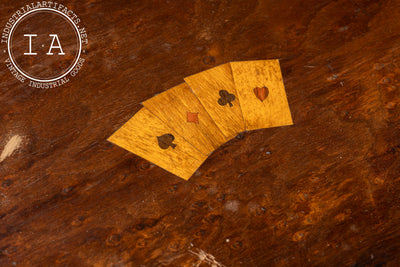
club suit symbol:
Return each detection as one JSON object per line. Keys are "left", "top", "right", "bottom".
{"left": 157, "top": 133, "right": 177, "bottom": 149}
{"left": 218, "top": 90, "right": 235, "bottom": 107}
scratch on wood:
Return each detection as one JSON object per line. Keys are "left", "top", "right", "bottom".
{"left": 189, "top": 248, "right": 225, "bottom": 267}
{"left": 0, "top": 135, "right": 23, "bottom": 162}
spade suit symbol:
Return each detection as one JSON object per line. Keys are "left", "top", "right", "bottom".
{"left": 218, "top": 90, "right": 235, "bottom": 107}
{"left": 157, "top": 133, "right": 177, "bottom": 149}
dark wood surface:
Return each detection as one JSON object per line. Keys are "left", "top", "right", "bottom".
{"left": 1, "top": 0, "right": 400, "bottom": 266}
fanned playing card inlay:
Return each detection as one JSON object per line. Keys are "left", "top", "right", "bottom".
{"left": 108, "top": 60, "right": 293, "bottom": 180}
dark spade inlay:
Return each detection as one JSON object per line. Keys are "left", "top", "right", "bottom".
{"left": 157, "top": 134, "right": 177, "bottom": 149}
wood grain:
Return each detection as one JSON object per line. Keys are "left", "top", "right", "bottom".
{"left": 230, "top": 60, "right": 293, "bottom": 130}
{"left": 143, "top": 83, "right": 227, "bottom": 155}
{"left": 185, "top": 63, "right": 245, "bottom": 139}
{"left": 1, "top": 0, "right": 400, "bottom": 266}
{"left": 108, "top": 107, "right": 207, "bottom": 180}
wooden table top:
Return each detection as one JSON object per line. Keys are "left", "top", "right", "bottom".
{"left": 1, "top": 0, "right": 400, "bottom": 266}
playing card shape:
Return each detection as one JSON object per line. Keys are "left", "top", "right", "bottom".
{"left": 230, "top": 60, "right": 293, "bottom": 130}
{"left": 185, "top": 63, "right": 245, "bottom": 140}
{"left": 142, "top": 83, "right": 227, "bottom": 155}
{"left": 108, "top": 108, "right": 207, "bottom": 180}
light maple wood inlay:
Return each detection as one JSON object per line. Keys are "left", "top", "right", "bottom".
{"left": 185, "top": 63, "right": 245, "bottom": 140}
{"left": 108, "top": 107, "right": 208, "bottom": 180}
{"left": 230, "top": 60, "right": 293, "bottom": 130}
